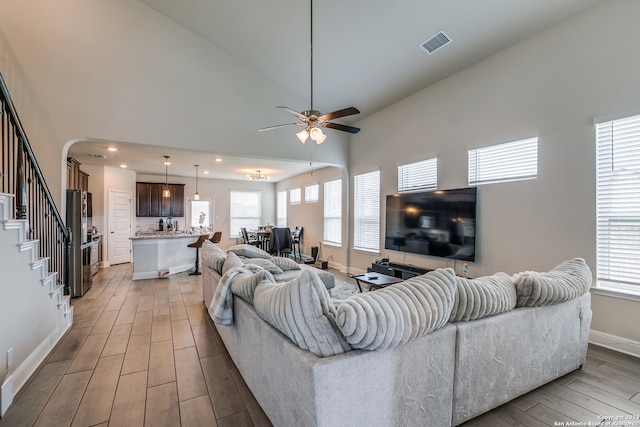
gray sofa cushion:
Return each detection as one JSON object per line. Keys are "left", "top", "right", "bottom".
{"left": 227, "top": 244, "right": 271, "bottom": 259}
{"left": 513, "top": 257, "right": 592, "bottom": 307}
{"left": 270, "top": 256, "right": 301, "bottom": 271}
{"left": 202, "top": 240, "right": 226, "bottom": 275}
{"left": 276, "top": 264, "right": 335, "bottom": 291}
{"left": 240, "top": 258, "right": 284, "bottom": 275}
{"left": 222, "top": 251, "right": 244, "bottom": 275}
{"left": 230, "top": 268, "right": 275, "bottom": 304}
{"left": 449, "top": 273, "right": 517, "bottom": 322}
{"left": 335, "top": 268, "right": 457, "bottom": 351}
{"left": 253, "top": 269, "right": 351, "bottom": 357}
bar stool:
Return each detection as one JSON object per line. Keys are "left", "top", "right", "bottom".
{"left": 187, "top": 234, "right": 210, "bottom": 276}
{"left": 209, "top": 231, "right": 222, "bottom": 243}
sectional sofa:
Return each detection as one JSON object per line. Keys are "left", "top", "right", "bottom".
{"left": 201, "top": 242, "right": 592, "bottom": 426}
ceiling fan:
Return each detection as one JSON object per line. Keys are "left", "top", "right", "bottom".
{"left": 258, "top": 0, "right": 361, "bottom": 144}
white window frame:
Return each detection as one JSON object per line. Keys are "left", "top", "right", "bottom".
{"left": 305, "top": 184, "right": 319, "bottom": 202}
{"left": 468, "top": 137, "right": 538, "bottom": 186}
{"left": 290, "top": 187, "right": 301, "bottom": 205}
{"left": 276, "top": 190, "right": 287, "bottom": 227}
{"left": 398, "top": 157, "right": 438, "bottom": 193}
{"left": 595, "top": 113, "right": 640, "bottom": 298}
{"left": 229, "top": 191, "right": 261, "bottom": 238}
{"left": 353, "top": 170, "right": 380, "bottom": 253}
{"left": 187, "top": 197, "right": 213, "bottom": 230}
{"left": 323, "top": 179, "right": 342, "bottom": 246}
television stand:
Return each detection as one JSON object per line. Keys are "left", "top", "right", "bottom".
{"left": 369, "top": 261, "right": 432, "bottom": 280}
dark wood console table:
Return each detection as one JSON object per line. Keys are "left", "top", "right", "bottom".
{"left": 369, "top": 261, "right": 432, "bottom": 280}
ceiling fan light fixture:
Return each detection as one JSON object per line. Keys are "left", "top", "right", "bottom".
{"left": 309, "top": 126, "right": 325, "bottom": 143}
{"left": 296, "top": 129, "right": 309, "bottom": 143}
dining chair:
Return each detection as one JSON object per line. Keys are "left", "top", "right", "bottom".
{"left": 291, "top": 226, "right": 303, "bottom": 259}
{"left": 269, "top": 227, "right": 293, "bottom": 257}
{"left": 241, "top": 227, "right": 260, "bottom": 247}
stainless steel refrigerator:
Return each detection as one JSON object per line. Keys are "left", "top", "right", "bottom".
{"left": 66, "top": 189, "right": 92, "bottom": 297}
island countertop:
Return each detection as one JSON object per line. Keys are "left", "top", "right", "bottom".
{"left": 130, "top": 233, "right": 211, "bottom": 279}
{"left": 130, "top": 232, "right": 210, "bottom": 240}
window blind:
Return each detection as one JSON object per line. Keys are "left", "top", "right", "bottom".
{"left": 305, "top": 184, "right": 319, "bottom": 202}
{"left": 323, "top": 179, "right": 342, "bottom": 245}
{"left": 468, "top": 137, "right": 538, "bottom": 186}
{"left": 398, "top": 157, "right": 437, "bottom": 192}
{"left": 229, "top": 191, "right": 261, "bottom": 237}
{"left": 354, "top": 170, "right": 380, "bottom": 252}
{"left": 596, "top": 114, "right": 640, "bottom": 291}
{"left": 290, "top": 188, "right": 301, "bottom": 204}
{"left": 276, "top": 190, "right": 287, "bottom": 227}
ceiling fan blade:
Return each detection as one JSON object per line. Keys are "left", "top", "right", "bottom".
{"left": 275, "top": 106, "right": 307, "bottom": 121}
{"left": 324, "top": 122, "right": 361, "bottom": 134}
{"left": 319, "top": 107, "right": 360, "bottom": 121}
{"left": 258, "top": 123, "right": 301, "bottom": 132}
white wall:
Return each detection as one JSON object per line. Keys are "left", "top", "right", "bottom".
{"left": 348, "top": 0, "right": 640, "bottom": 344}
{"left": 0, "top": 0, "right": 349, "bottom": 210}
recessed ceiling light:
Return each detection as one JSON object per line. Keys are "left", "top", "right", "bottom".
{"left": 107, "top": 147, "right": 118, "bottom": 152}
{"left": 120, "top": 164, "right": 127, "bottom": 168}
{"left": 214, "top": 157, "right": 222, "bottom": 162}
{"left": 203, "top": 170, "right": 210, "bottom": 174}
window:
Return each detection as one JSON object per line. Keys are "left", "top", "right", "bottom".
{"left": 354, "top": 170, "right": 380, "bottom": 252}
{"left": 276, "top": 190, "right": 287, "bottom": 227}
{"left": 188, "top": 198, "right": 212, "bottom": 229}
{"left": 229, "top": 191, "right": 261, "bottom": 237}
{"left": 468, "top": 137, "right": 538, "bottom": 186}
{"left": 305, "top": 184, "right": 319, "bottom": 202}
{"left": 324, "top": 179, "right": 342, "bottom": 245}
{"left": 290, "top": 188, "right": 301, "bottom": 205}
{"left": 595, "top": 113, "right": 640, "bottom": 293}
{"left": 398, "top": 157, "right": 437, "bottom": 192}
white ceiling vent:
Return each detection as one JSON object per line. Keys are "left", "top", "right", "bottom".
{"left": 420, "top": 31, "right": 451, "bottom": 55}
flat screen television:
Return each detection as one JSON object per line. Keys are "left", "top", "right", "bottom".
{"left": 384, "top": 187, "right": 477, "bottom": 261}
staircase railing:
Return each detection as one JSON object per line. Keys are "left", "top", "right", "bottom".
{"left": 0, "top": 73, "right": 69, "bottom": 291}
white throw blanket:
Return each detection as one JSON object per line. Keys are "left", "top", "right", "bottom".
{"left": 209, "top": 265, "right": 266, "bottom": 325}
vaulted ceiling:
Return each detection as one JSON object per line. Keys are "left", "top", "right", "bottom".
{"left": 69, "top": 0, "right": 604, "bottom": 180}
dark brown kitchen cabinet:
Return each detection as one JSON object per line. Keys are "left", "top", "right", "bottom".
{"left": 67, "top": 157, "right": 89, "bottom": 191}
{"left": 136, "top": 182, "right": 185, "bottom": 217}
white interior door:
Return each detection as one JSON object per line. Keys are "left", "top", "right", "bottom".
{"left": 109, "top": 190, "right": 132, "bottom": 265}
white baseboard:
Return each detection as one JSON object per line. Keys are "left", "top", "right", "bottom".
{"left": 0, "top": 321, "right": 71, "bottom": 416}
{"left": 589, "top": 329, "right": 640, "bottom": 359}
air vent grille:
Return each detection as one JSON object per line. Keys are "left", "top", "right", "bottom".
{"left": 420, "top": 31, "right": 451, "bottom": 54}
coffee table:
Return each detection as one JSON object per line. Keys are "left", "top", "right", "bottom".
{"left": 351, "top": 272, "right": 403, "bottom": 292}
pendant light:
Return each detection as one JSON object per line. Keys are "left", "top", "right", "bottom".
{"left": 162, "top": 156, "right": 171, "bottom": 198}
{"left": 193, "top": 164, "right": 200, "bottom": 200}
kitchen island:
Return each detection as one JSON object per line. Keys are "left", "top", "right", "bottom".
{"left": 130, "top": 233, "right": 210, "bottom": 280}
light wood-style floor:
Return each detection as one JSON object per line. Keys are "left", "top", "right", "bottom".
{"left": 1, "top": 263, "right": 640, "bottom": 426}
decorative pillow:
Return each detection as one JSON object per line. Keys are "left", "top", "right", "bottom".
{"left": 202, "top": 240, "right": 226, "bottom": 275}
{"left": 240, "top": 258, "right": 284, "bottom": 275}
{"left": 335, "top": 268, "right": 457, "bottom": 351}
{"left": 222, "top": 251, "right": 244, "bottom": 275}
{"left": 253, "top": 269, "right": 351, "bottom": 357}
{"left": 227, "top": 244, "right": 271, "bottom": 259}
{"left": 270, "top": 256, "right": 301, "bottom": 271}
{"left": 230, "top": 268, "right": 275, "bottom": 304}
{"left": 513, "top": 258, "right": 592, "bottom": 307}
{"left": 203, "top": 240, "right": 225, "bottom": 256}
{"left": 449, "top": 273, "right": 516, "bottom": 322}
